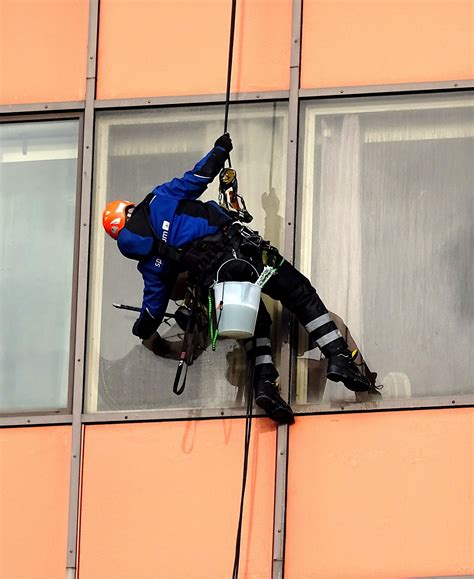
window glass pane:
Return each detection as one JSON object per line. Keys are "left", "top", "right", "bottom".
{"left": 87, "top": 103, "right": 288, "bottom": 412}
{"left": 297, "top": 93, "right": 473, "bottom": 404}
{"left": 0, "top": 120, "right": 79, "bottom": 412}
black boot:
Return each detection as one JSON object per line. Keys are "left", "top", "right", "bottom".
{"left": 327, "top": 349, "right": 375, "bottom": 393}
{"left": 254, "top": 379, "right": 295, "bottom": 425}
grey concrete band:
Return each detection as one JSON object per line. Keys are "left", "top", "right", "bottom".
{"left": 305, "top": 313, "right": 332, "bottom": 333}
{"left": 316, "top": 329, "right": 343, "bottom": 348}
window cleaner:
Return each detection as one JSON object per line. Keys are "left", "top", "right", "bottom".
{"left": 102, "top": 0, "right": 381, "bottom": 572}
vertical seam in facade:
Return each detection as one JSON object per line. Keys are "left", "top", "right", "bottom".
{"left": 65, "top": 0, "right": 100, "bottom": 575}
{"left": 272, "top": 0, "right": 303, "bottom": 577}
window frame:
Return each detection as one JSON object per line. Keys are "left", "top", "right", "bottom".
{"left": 85, "top": 101, "right": 290, "bottom": 415}
{"left": 0, "top": 112, "right": 84, "bottom": 419}
{"left": 293, "top": 91, "right": 474, "bottom": 415}
{"left": 0, "top": 89, "right": 471, "bottom": 425}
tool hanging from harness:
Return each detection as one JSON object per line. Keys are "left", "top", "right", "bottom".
{"left": 172, "top": 284, "right": 209, "bottom": 395}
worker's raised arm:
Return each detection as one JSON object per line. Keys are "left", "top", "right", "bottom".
{"left": 155, "top": 134, "right": 233, "bottom": 200}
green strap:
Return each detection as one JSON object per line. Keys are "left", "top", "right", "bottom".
{"left": 208, "top": 291, "right": 219, "bottom": 351}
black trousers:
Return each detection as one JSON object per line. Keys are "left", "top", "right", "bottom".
{"left": 244, "top": 260, "right": 348, "bottom": 384}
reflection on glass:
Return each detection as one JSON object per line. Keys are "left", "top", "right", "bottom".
{"left": 298, "top": 93, "right": 473, "bottom": 404}
{"left": 86, "top": 103, "right": 288, "bottom": 412}
{"left": 0, "top": 120, "right": 79, "bottom": 412}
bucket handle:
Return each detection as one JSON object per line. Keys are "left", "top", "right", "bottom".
{"left": 214, "top": 258, "right": 259, "bottom": 284}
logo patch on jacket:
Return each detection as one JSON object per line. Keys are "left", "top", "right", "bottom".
{"left": 162, "top": 220, "right": 170, "bottom": 242}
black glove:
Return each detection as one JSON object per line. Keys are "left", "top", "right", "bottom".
{"left": 214, "top": 133, "right": 233, "bottom": 154}
{"left": 132, "top": 309, "right": 159, "bottom": 340}
{"left": 194, "top": 135, "right": 230, "bottom": 179}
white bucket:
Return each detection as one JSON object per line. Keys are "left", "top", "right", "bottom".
{"left": 212, "top": 281, "right": 261, "bottom": 338}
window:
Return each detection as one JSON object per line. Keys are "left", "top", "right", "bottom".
{"left": 0, "top": 119, "right": 79, "bottom": 413}
{"left": 296, "top": 93, "right": 473, "bottom": 405}
{"left": 86, "top": 103, "right": 288, "bottom": 412}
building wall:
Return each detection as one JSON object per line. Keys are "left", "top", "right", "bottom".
{"left": 79, "top": 420, "right": 276, "bottom": 578}
{"left": 286, "top": 409, "right": 474, "bottom": 578}
{"left": 0, "top": 427, "right": 71, "bottom": 579}
{"left": 2, "top": 0, "right": 472, "bottom": 105}
{"left": 0, "top": 0, "right": 473, "bottom": 578}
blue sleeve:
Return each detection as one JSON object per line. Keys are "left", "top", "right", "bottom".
{"left": 137, "top": 258, "right": 177, "bottom": 326}
{"left": 154, "top": 147, "right": 226, "bottom": 201}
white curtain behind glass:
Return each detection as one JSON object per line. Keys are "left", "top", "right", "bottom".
{"left": 315, "top": 115, "right": 365, "bottom": 401}
{"left": 299, "top": 95, "right": 473, "bottom": 402}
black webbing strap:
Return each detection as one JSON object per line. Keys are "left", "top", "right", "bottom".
{"left": 152, "top": 238, "right": 182, "bottom": 263}
{"left": 172, "top": 302, "right": 197, "bottom": 395}
{"left": 172, "top": 353, "right": 188, "bottom": 396}
{"left": 140, "top": 195, "right": 183, "bottom": 264}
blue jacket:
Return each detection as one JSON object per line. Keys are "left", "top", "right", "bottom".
{"left": 117, "top": 148, "right": 232, "bottom": 328}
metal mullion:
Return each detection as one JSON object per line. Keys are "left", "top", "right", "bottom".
{"left": 0, "top": 102, "right": 85, "bottom": 115}
{"left": 272, "top": 1, "right": 303, "bottom": 578}
{"left": 0, "top": 111, "right": 82, "bottom": 124}
{"left": 295, "top": 394, "right": 474, "bottom": 415}
{"left": 0, "top": 415, "right": 73, "bottom": 427}
{"left": 65, "top": 0, "right": 99, "bottom": 575}
{"left": 65, "top": 83, "right": 94, "bottom": 579}
{"left": 299, "top": 79, "right": 473, "bottom": 98}
{"left": 80, "top": 407, "right": 270, "bottom": 424}
{"left": 65, "top": 113, "right": 86, "bottom": 414}
{"left": 0, "top": 109, "right": 82, "bottom": 425}
{"left": 93, "top": 90, "right": 290, "bottom": 110}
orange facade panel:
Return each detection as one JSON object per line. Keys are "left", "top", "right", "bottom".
{"left": 301, "top": 0, "right": 474, "bottom": 88}
{"left": 285, "top": 409, "right": 474, "bottom": 578}
{"left": 96, "top": 0, "right": 292, "bottom": 100}
{"left": 79, "top": 418, "right": 276, "bottom": 578}
{"left": 0, "top": 0, "right": 89, "bottom": 105}
{"left": 0, "top": 426, "right": 72, "bottom": 579}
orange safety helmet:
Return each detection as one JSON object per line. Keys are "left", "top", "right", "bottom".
{"left": 102, "top": 200, "right": 134, "bottom": 239}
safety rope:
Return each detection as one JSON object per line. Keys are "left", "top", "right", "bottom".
{"left": 222, "top": 2, "right": 256, "bottom": 575}
{"left": 224, "top": 0, "right": 238, "bottom": 136}
{"left": 232, "top": 347, "right": 255, "bottom": 579}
